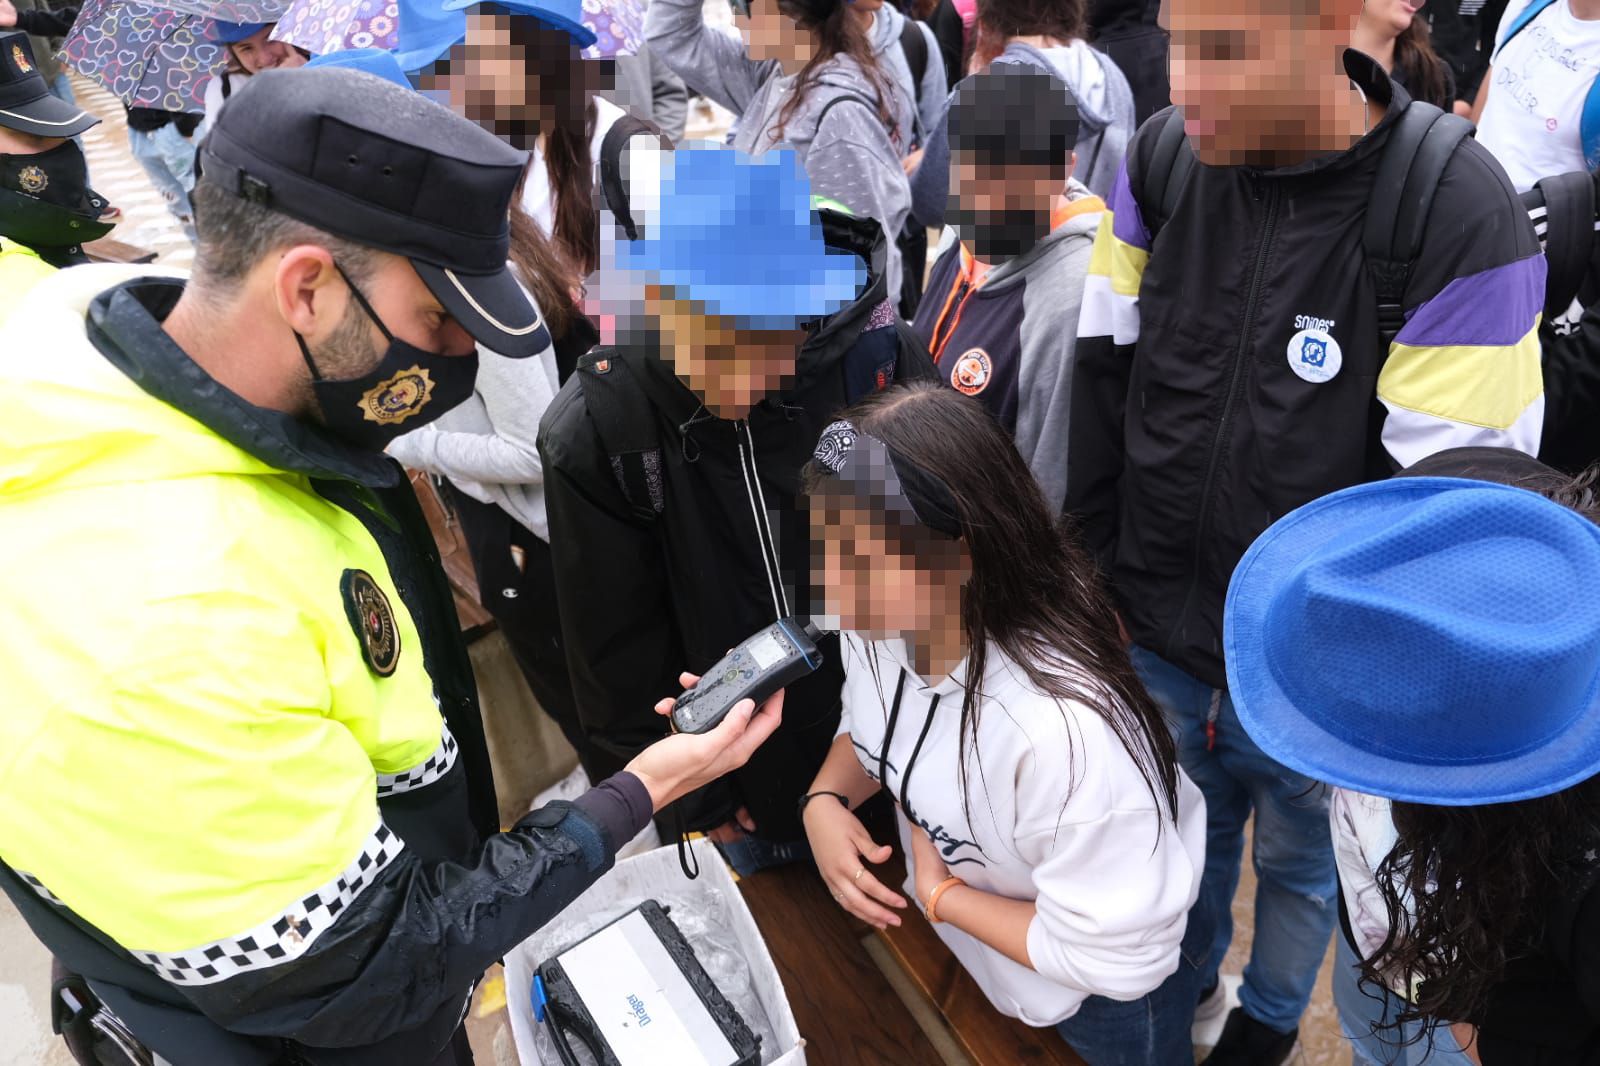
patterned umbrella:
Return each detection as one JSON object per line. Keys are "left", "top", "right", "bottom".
{"left": 140, "top": 0, "right": 292, "bottom": 21}
{"left": 580, "top": 0, "right": 644, "bottom": 59}
{"left": 60, "top": 0, "right": 226, "bottom": 112}
{"left": 271, "top": 0, "right": 399, "bottom": 53}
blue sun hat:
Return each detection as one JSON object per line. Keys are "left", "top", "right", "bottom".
{"left": 614, "top": 143, "right": 867, "bottom": 330}
{"left": 438, "top": 0, "right": 598, "bottom": 47}
{"left": 1225, "top": 477, "right": 1600, "bottom": 807}
{"left": 304, "top": 48, "right": 413, "bottom": 88}
{"left": 211, "top": 20, "right": 269, "bottom": 43}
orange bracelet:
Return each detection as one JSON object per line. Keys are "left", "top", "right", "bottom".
{"left": 924, "top": 876, "right": 965, "bottom": 924}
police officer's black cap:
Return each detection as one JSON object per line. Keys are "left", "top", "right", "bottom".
{"left": 0, "top": 33, "right": 99, "bottom": 139}
{"left": 199, "top": 67, "right": 548, "bottom": 357}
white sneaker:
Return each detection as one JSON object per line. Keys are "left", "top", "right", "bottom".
{"left": 1192, "top": 972, "right": 1243, "bottom": 1050}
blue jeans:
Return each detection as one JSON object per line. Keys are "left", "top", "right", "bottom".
{"left": 1055, "top": 895, "right": 1216, "bottom": 1065}
{"left": 1130, "top": 646, "right": 1337, "bottom": 1034}
{"left": 1334, "top": 933, "right": 1474, "bottom": 1065}
{"left": 127, "top": 123, "right": 197, "bottom": 227}
{"left": 714, "top": 833, "right": 810, "bottom": 877}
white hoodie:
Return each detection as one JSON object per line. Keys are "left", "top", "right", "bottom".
{"left": 838, "top": 634, "right": 1207, "bottom": 1026}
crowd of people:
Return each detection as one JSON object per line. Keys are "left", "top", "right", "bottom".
{"left": 3, "top": 0, "right": 1600, "bottom": 1064}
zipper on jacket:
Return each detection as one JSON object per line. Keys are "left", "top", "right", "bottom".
{"left": 1162, "top": 181, "right": 1280, "bottom": 669}
{"left": 736, "top": 420, "right": 790, "bottom": 620}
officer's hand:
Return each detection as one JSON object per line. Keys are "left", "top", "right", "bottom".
{"left": 0, "top": 1, "right": 18, "bottom": 28}
{"left": 626, "top": 674, "right": 784, "bottom": 813}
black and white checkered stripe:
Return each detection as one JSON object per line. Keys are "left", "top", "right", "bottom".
{"left": 375, "top": 723, "right": 458, "bottom": 797}
{"left": 127, "top": 821, "right": 406, "bottom": 986}
{"left": 16, "top": 869, "right": 64, "bottom": 906}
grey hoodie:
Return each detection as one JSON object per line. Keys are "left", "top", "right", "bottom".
{"left": 869, "top": 5, "right": 947, "bottom": 149}
{"left": 909, "top": 38, "right": 1135, "bottom": 227}
{"left": 646, "top": 0, "right": 913, "bottom": 297}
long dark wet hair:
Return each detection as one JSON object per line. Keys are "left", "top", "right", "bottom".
{"left": 1360, "top": 466, "right": 1600, "bottom": 1042}
{"left": 808, "top": 382, "right": 1180, "bottom": 828}
{"left": 1393, "top": 14, "right": 1451, "bottom": 111}
{"left": 771, "top": 0, "right": 900, "bottom": 148}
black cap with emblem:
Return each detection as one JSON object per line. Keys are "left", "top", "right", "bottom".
{"left": 0, "top": 33, "right": 98, "bottom": 138}
{"left": 198, "top": 67, "right": 550, "bottom": 358}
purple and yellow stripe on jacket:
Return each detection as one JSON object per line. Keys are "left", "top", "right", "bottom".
{"left": 1377, "top": 254, "right": 1546, "bottom": 466}
{"left": 1079, "top": 163, "right": 1148, "bottom": 346}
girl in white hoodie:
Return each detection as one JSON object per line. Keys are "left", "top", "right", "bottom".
{"left": 800, "top": 382, "right": 1209, "bottom": 1065}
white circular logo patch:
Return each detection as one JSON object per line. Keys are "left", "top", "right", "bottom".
{"left": 1287, "top": 328, "right": 1342, "bottom": 384}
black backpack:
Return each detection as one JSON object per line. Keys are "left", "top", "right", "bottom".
{"left": 1138, "top": 102, "right": 1472, "bottom": 349}
{"left": 597, "top": 113, "right": 670, "bottom": 242}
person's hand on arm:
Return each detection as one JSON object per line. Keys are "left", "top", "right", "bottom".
{"left": 801, "top": 733, "right": 905, "bottom": 929}
{"left": 909, "top": 826, "right": 1037, "bottom": 967}
{"left": 0, "top": 0, "right": 17, "bottom": 27}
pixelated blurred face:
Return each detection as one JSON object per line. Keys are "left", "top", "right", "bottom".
{"left": 737, "top": 1, "right": 813, "bottom": 71}
{"left": 1167, "top": 0, "right": 1353, "bottom": 164}
{"left": 435, "top": 13, "right": 584, "bottom": 145}
{"left": 811, "top": 496, "right": 961, "bottom": 638}
{"left": 949, "top": 156, "right": 1061, "bottom": 263}
{"left": 652, "top": 294, "right": 808, "bottom": 420}
{"left": 231, "top": 26, "right": 306, "bottom": 74}
{"left": 1365, "top": 0, "right": 1421, "bottom": 38}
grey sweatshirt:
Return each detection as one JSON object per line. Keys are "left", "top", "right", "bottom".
{"left": 604, "top": 44, "right": 689, "bottom": 143}
{"left": 917, "top": 180, "right": 1104, "bottom": 512}
{"left": 869, "top": 5, "right": 947, "bottom": 149}
{"left": 386, "top": 332, "right": 562, "bottom": 542}
{"left": 909, "top": 38, "right": 1135, "bottom": 227}
{"left": 646, "top": 0, "right": 912, "bottom": 297}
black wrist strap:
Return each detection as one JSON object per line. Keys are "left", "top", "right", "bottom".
{"left": 797, "top": 790, "right": 851, "bottom": 821}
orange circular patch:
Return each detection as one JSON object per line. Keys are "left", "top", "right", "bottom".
{"left": 950, "top": 349, "right": 992, "bottom": 396}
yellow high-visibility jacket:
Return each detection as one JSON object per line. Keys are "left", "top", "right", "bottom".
{"left": 0, "top": 236, "right": 56, "bottom": 323}
{"left": 0, "top": 267, "right": 623, "bottom": 1062}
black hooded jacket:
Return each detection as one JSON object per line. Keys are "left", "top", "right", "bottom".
{"left": 538, "top": 212, "right": 936, "bottom": 842}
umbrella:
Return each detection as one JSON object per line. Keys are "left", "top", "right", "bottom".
{"left": 60, "top": 0, "right": 226, "bottom": 112}
{"left": 271, "top": 0, "right": 399, "bottom": 54}
{"left": 580, "top": 0, "right": 643, "bottom": 59}
{"left": 140, "top": 0, "right": 292, "bottom": 22}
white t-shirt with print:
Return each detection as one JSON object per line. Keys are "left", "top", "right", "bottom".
{"left": 1478, "top": 0, "right": 1600, "bottom": 193}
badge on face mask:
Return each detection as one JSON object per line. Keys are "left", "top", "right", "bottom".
{"left": 359, "top": 365, "right": 438, "bottom": 426}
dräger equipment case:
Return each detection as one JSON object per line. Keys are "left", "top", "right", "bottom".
{"left": 533, "top": 900, "right": 762, "bottom": 1066}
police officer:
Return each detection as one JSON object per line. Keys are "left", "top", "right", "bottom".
{"left": 0, "top": 31, "right": 113, "bottom": 316}
{"left": 0, "top": 66, "right": 781, "bottom": 1066}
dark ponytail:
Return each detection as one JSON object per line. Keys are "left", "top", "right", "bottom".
{"left": 771, "top": 0, "right": 900, "bottom": 147}
{"left": 1393, "top": 15, "right": 1451, "bottom": 110}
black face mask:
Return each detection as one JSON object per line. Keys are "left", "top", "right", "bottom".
{"left": 0, "top": 140, "right": 114, "bottom": 262}
{"left": 295, "top": 266, "right": 479, "bottom": 451}
{"left": 947, "top": 198, "right": 1051, "bottom": 265}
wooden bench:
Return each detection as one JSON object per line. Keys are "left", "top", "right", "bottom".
{"left": 737, "top": 799, "right": 1085, "bottom": 1066}
{"left": 82, "top": 237, "right": 158, "bottom": 265}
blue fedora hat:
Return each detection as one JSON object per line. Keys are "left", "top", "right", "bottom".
{"left": 614, "top": 143, "right": 866, "bottom": 330}
{"left": 305, "top": 48, "right": 413, "bottom": 88}
{"left": 211, "top": 20, "right": 269, "bottom": 43}
{"left": 438, "top": 0, "right": 597, "bottom": 47}
{"left": 1225, "top": 477, "right": 1600, "bottom": 806}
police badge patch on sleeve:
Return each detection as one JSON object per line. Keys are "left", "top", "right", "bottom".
{"left": 341, "top": 569, "right": 400, "bottom": 677}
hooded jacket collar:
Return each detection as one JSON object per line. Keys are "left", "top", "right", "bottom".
{"left": 1247, "top": 48, "right": 1412, "bottom": 179}
{"left": 86, "top": 277, "right": 402, "bottom": 489}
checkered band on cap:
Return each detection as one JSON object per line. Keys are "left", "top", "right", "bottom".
{"left": 376, "top": 723, "right": 458, "bottom": 797}
{"left": 126, "top": 820, "right": 407, "bottom": 986}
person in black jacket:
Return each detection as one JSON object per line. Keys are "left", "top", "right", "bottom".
{"left": 1088, "top": 0, "right": 1169, "bottom": 124}
{"left": 1069, "top": 0, "right": 1544, "bottom": 1061}
{"left": 540, "top": 147, "right": 936, "bottom": 876}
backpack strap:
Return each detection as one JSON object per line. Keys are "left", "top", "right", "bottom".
{"left": 574, "top": 349, "right": 665, "bottom": 521}
{"left": 1362, "top": 101, "right": 1472, "bottom": 349}
{"left": 1137, "top": 107, "right": 1196, "bottom": 242}
{"left": 599, "top": 114, "right": 668, "bottom": 242}
{"left": 1582, "top": 79, "right": 1600, "bottom": 172}
{"left": 899, "top": 19, "right": 928, "bottom": 108}
{"left": 1524, "top": 169, "right": 1597, "bottom": 317}
{"left": 1495, "top": 0, "right": 1559, "bottom": 60}
{"left": 813, "top": 90, "right": 882, "bottom": 134}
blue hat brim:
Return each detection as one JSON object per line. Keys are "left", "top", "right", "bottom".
{"left": 437, "top": 0, "right": 598, "bottom": 47}
{"left": 625, "top": 247, "right": 865, "bottom": 330}
{"left": 1224, "top": 476, "right": 1600, "bottom": 807}
{"left": 212, "top": 21, "right": 269, "bottom": 43}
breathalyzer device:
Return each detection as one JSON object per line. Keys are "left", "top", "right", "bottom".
{"left": 669, "top": 618, "right": 824, "bottom": 735}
